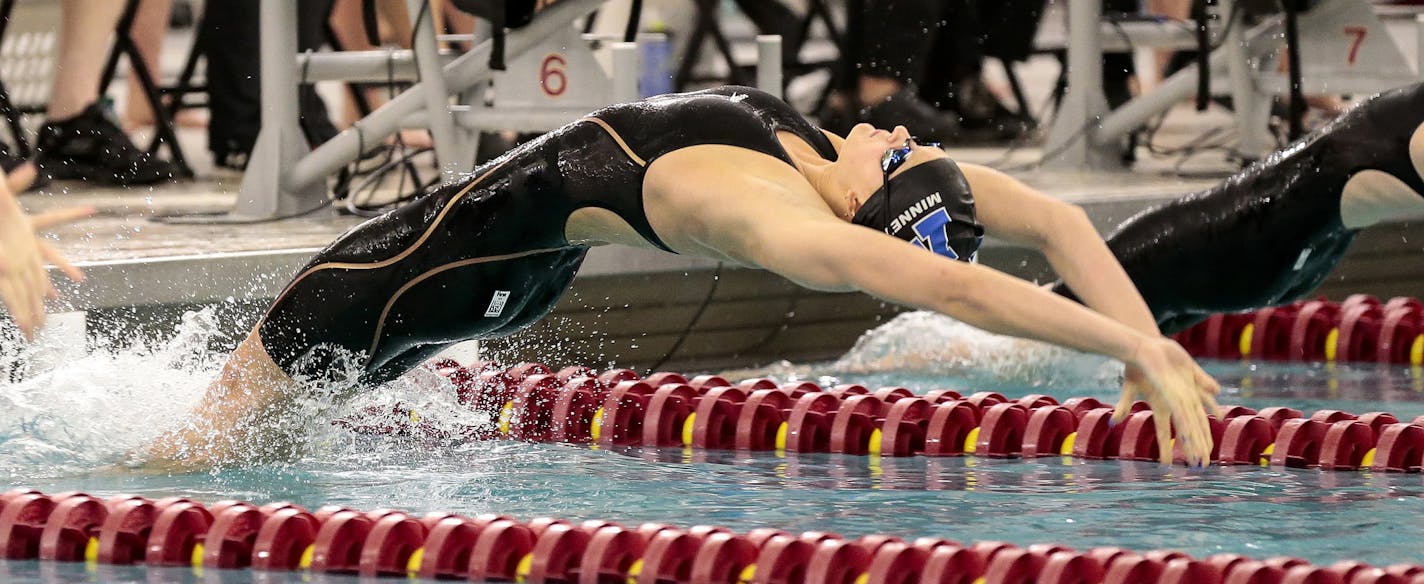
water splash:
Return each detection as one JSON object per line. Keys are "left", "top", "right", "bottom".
{"left": 0, "top": 309, "right": 225, "bottom": 477}
{"left": 832, "top": 311, "right": 1122, "bottom": 388}
{"left": 0, "top": 306, "right": 492, "bottom": 477}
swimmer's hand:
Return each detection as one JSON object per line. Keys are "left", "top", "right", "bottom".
{"left": 1120, "top": 338, "right": 1222, "bottom": 467}
{"left": 0, "top": 198, "right": 92, "bottom": 340}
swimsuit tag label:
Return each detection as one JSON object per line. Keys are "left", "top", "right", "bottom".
{"left": 485, "top": 290, "right": 511, "bottom": 317}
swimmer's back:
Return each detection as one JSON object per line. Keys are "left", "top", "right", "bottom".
{"left": 589, "top": 86, "right": 839, "bottom": 170}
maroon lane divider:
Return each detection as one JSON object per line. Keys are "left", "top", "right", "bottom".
{"left": 3, "top": 488, "right": 1419, "bottom": 583}
{"left": 1173, "top": 295, "right": 1424, "bottom": 366}
{"left": 370, "top": 359, "right": 1424, "bottom": 474}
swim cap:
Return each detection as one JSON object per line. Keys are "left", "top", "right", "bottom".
{"left": 851, "top": 158, "right": 984, "bottom": 262}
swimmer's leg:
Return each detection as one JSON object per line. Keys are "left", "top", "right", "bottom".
{"left": 1052, "top": 156, "right": 1354, "bottom": 331}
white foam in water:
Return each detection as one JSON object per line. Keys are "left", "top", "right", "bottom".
{"left": 0, "top": 306, "right": 495, "bottom": 477}
{"left": 833, "top": 311, "right": 1123, "bottom": 387}
{"left": 0, "top": 309, "right": 225, "bottom": 476}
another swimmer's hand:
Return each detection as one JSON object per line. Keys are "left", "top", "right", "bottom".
{"left": 0, "top": 198, "right": 92, "bottom": 340}
{"left": 1120, "top": 337, "right": 1222, "bottom": 467}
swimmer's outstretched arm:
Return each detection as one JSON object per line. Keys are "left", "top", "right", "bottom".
{"left": 960, "top": 163, "right": 1160, "bottom": 335}
{"left": 960, "top": 163, "right": 1170, "bottom": 415}
{"left": 712, "top": 189, "right": 1219, "bottom": 465}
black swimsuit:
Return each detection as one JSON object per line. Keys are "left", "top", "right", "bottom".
{"left": 1054, "top": 82, "right": 1424, "bottom": 332}
{"left": 259, "top": 86, "right": 837, "bottom": 383}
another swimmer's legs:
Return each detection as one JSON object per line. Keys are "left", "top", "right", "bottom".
{"left": 145, "top": 330, "right": 294, "bottom": 470}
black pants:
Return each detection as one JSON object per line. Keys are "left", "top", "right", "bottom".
{"left": 202, "top": 0, "right": 340, "bottom": 158}
{"left": 850, "top": 0, "right": 1046, "bottom": 103}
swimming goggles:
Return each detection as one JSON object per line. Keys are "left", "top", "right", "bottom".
{"left": 881, "top": 138, "right": 916, "bottom": 178}
{"left": 879, "top": 138, "right": 939, "bottom": 232}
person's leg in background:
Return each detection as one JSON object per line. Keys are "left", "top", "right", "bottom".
{"left": 328, "top": 0, "right": 434, "bottom": 149}
{"left": 45, "top": 1, "right": 124, "bottom": 122}
{"left": 1144, "top": 0, "right": 1191, "bottom": 83}
{"left": 297, "top": 0, "right": 341, "bottom": 149}
{"left": 202, "top": 0, "right": 261, "bottom": 170}
{"left": 915, "top": 0, "right": 982, "bottom": 113}
{"left": 730, "top": 0, "right": 803, "bottom": 64}
{"left": 1102, "top": 0, "right": 1138, "bottom": 110}
{"left": 835, "top": 0, "right": 964, "bottom": 143}
{"left": 122, "top": 0, "right": 177, "bottom": 132}
{"left": 917, "top": 0, "right": 1042, "bottom": 141}
{"left": 36, "top": 0, "right": 177, "bottom": 186}
{"left": 203, "top": 0, "right": 339, "bottom": 171}
{"left": 914, "top": 0, "right": 1036, "bottom": 143}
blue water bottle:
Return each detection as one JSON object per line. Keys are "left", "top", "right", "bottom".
{"left": 639, "top": 32, "right": 673, "bottom": 98}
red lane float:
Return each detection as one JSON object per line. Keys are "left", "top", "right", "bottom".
{"left": 1174, "top": 296, "right": 1424, "bottom": 364}
{"left": 735, "top": 389, "right": 791, "bottom": 451}
{"left": 0, "top": 487, "right": 1387, "bottom": 584}
{"left": 877, "top": 397, "right": 933, "bottom": 457}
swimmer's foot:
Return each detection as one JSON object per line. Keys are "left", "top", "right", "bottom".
{"left": 35, "top": 102, "right": 178, "bottom": 186}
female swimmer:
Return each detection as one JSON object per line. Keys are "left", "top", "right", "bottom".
{"left": 148, "top": 86, "right": 1220, "bottom": 468}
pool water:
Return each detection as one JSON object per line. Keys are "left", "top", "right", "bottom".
{"left": 3, "top": 309, "right": 1424, "bottom": 582}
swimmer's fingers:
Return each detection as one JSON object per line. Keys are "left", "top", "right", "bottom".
{"left": 1112, "top": 385, "right": 1139, "bottom": 425}
{"left": 1195, "top": 365, "right": 1221, "bottom": 397}
{"left": 1152, "top": 394, "right": 1175, "bottom": 466}
{"left": 0, "top": 270, "right": 39, "bottom": 340}
{"left": 4, "top": 162, "right": 35, "bottom": 193}
{"left": 28, "top": 205, "right": 95, "bottom": 230}
{"left": 38, "top": 240, "right": 83, "bottom": 284}
{"left": 1203, "top": 391, "right": 1222, "bottom": 421}
{"left": 25, "top": 252, "right": 50, "bottom": 328}
{"left": 1175, "top": 385, "right": 1214, "bottom": 467}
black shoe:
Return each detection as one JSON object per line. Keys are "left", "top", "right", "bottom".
{"left": 210, "top": 138, "right": 252, "bottom": 172}
{"left": 939, "top": 77, "right": 1035, "bottom": 144}
{"left": 815, "top": 94, "right": 858, "bottom": 137}
{"left": 858, "top": 87, "right": 962, "bottom": 144}
{"left": 35, "top": 103, "right": 178, "bottom": 186}
{"left": 953, "top": 111, "right": 1035, "bottom": 145}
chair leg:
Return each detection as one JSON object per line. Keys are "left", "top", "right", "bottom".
{"left": 100, "top": 0, "right": 193, "bottom": 177}
{"left": 706, "top": 16, "right": 746, "bottom": 86}
{"left": 0, "top": 0, "right": 28, "bottom": 156}
{"left": 1000, "top": 57, "right": 1035, "bottom": 124}
{"left": 161, "top": 15, "right": 210, "bottom": 130}
{"left": 0, "top": 79, "right": 29, "bottom": 157}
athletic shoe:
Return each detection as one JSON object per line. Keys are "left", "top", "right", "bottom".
{"left": 857, "top": 87, "right": 963, "bottom": 144}
{"left": 923, "top": 77, "right": 1034, "bottom": 144}
{"left": 35, "top": 103, "right": 177, "bottom": 186}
